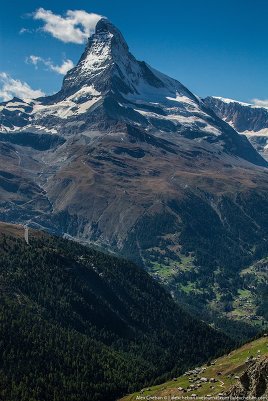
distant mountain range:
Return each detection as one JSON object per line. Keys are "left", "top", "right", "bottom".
{"left": 204, "top": 96, "right": 268, "bottom": 159}
{"left": 0, "top": 18, "right": 267, "bottom": 336}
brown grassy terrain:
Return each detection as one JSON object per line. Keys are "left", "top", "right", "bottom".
{"left": 0, "top": 221, "right": 45, "bottom": 241}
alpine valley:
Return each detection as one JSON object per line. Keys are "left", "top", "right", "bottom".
{"left": 0, "top": 18, "right": 268, "bottom": 340}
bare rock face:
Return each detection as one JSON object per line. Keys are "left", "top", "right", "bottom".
{"left": 226, "top": 357, "right": 268, "bottom": 399}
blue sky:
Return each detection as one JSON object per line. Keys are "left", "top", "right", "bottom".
{"left": 0, "top": 0, "right": 268, "bottom": 104}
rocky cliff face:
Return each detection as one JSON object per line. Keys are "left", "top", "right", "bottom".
{"left": 225, "top": 356, "right": 268, "bottom": 399}
{"left": 204, "top": 96, "right": 268, "bottom": 159}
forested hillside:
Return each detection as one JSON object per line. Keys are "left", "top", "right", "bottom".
{"left": 0, "top": 224, "right": 233, "bottom": 401}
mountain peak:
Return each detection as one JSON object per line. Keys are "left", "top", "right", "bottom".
{"left": 90, "top": 17, "right": 129, "bottom": 54}
{"left": 95, "top": 17, "right": 114, "bottom": 32}
{"left": 95, "top": 18, "right": 128, "bottom": 45}
{"left": 59, "top": 18, "right": 133, "bottom": 97}
{"left": 1, "top": 19, "right": 266, "bottom": 167}
{"left": 86, "top": 17, "right": 130, "bottom": 67}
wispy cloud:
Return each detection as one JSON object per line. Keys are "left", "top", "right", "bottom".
{"left": 19, "top": 27, "right": 33, "bottom": 35}
{"left": 26, "top": 55, "right": 74, "bottom": 75}
{"left": 0, "top": 72, "right": 45, "bottom": 101}
{"left": 27, "top": 55, "right": 42, "bottom": 66}
{"left": 32, "top": 8, "right": 102, "bottom": 44}
{"left": 251, "top": 98, "right": 268, "bottom": 108}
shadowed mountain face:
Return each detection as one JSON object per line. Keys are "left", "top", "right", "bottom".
{"left": 204, "top": 96, "right": 268, "bottom": 159}
{"left": 0, "top": 19, "right": 268, "bottom": 334}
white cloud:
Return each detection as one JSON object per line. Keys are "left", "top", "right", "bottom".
{"left": 33, "top": 8, "right": 102, "bottom": 44}
{"left": 26, "top": 55, "right": 74, "bottom": 75}
{"left": 0, "top": 72, "right": 45, "bottom": 102}
{"left": 251, "top": 98, "right": 268, "bottom": 108}
{"left": 28, "top": 55, "right": 42, "bottom": 66}
{"left": 19, "top": 27, "right": 32, "bottom": 34}
{"left": 50, "top": 59, "right": 75, "bottom": 75}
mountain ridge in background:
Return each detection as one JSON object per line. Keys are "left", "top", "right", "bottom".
{"left": 204, "top": 96, "right": 268, "bottom": 159}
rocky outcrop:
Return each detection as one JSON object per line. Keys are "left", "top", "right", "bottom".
{"left": 225, "top": 356, "right": 268, "bottom": 399}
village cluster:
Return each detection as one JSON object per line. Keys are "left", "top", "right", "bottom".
{"left": 177, "top": 365, "right": 226, "bottom": 398}
{"left": 138, "top": 344, "right": 268, "bottom": 400}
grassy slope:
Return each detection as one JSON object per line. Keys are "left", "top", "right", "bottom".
{"left": 0, "top": 221, "right": 44, "bottom": 240}
{"left": 0, "top": 222, "right": 30, "bottom": 238}
{"left": 119, "top": 336, "right": 268, "bottom": 401}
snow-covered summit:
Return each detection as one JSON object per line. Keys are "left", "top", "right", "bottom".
{"left": 212, "top": 97, "right": 252, "bottom": 107}
{"left": 211, "top": 96, "right": 268, "bottom": 110}
{"left": 61, "top": 18, "right": 197, "bottom": 102}
{"left": 0, "top": 19, "right": 266, "bottom": 166}
{"left": 0, "top": 18, "right": 220, "bottom": 136}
